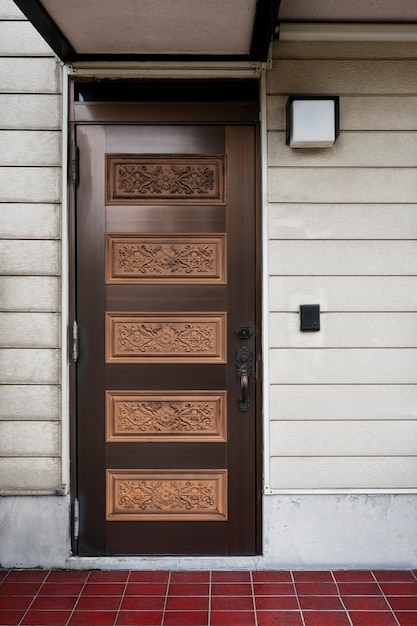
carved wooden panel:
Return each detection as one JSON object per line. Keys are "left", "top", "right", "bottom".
{"left": 105, "top": 234, "right": 226, "bottom": 284}
{"left": 106, "top": 391, "right": 227, "bottom": 442}
{"left": 106, "top": 470, "right": 228, "bottom": 521}
{"left": 106, "top": 155, "right": 225, "bottom": 205}
{"left": 105, "top": 313, "right": 227, "bottom": 363}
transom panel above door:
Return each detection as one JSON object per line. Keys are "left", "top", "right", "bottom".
{"left": 74, "top": 88, "right": 261, "bottom": 556}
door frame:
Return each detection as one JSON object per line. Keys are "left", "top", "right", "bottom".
{"left": 67, "top": 77, "right": 264, "bottom": 556}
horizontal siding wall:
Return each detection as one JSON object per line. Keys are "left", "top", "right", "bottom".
{"left": 0, "top": 1, "right": 62, "bottom": 494}
{"left": 267, "top": 40, "right": 417, "bottom": 491}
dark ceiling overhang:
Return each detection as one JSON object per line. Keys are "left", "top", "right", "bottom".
{"left": 13, "top": 0, "right": 281, "bottom": 63}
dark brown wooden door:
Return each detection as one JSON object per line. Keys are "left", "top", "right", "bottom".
{"left": 75, "top": 119, "right": 260, "bottom": 556}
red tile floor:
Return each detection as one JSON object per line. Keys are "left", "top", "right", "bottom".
{"left": 0, "top": 569, "right": 416, "bottom": 626}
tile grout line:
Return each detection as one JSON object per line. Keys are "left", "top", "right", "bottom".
{"left": 207, "top": 570, "right": 212, "bottom": 626}
{"left": 65, "top": 570, "right": 91, "bottom": 626}
{"left": 161, "top": 570, "right": 172, "bottom": 626}
{"left": 113, "top": 570, "right": 131, "bottom": 626}
{"left": 17, "top": 570, "right": 49, "bottom": 626}
{"left": 250, "top": 570, "right": 258, "bottom": 626}
{"left": 290, "top": 570, "right": 306, "bottom": 626}
{"left": 331, "top": 570, "right": 354, "bottom": 626}
{"left": 371, "top": 571, "right": 402, "bottom": 626}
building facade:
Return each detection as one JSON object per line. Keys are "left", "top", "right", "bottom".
{"left": 0, "top": 0, "right": 416, "bottom": 568}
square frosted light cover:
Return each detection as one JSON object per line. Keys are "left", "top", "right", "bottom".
{"left": 289, "top": 98, "right": 337, "bottom": 148}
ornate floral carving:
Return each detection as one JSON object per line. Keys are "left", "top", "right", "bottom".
{"left": 118, "top": 322, "right": 214, "bottom": 354}
{"left": 117, "top": 400, "right": 216, "bottom": 433}
{"left": 107, "top": 155, "right": 225, "bottom": 204}
{"left": 107, "top": 470, "right": 228, "bottom": 520}
{"left": 106, "top": 314, "right": 226, "bottom": 363}
{"left": 119, "top": 243, "right": 215, "bottom": 276}
{"left": 118, "top": 479, "right": 216, "bottom": 512}
{"left": 106, "top": 235, "right": 226, "bottom": 284}
{"left": 119, "top": 164, "right": 214, "bottom": 196}
{"left": 106, "top": 392, "right": 227, "bottom": 442}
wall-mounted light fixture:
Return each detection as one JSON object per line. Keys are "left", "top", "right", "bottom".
{"left": 286, "top": 96, "right": 339, "bottom": 148}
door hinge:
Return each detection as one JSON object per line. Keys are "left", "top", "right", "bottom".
{"left": 72, "top": 320, "right": 79, "bottom": 363}
{"left": 73, "top": 498, "right": 79, "bottom": 540}
{"left": 70, "top": 143, "right": 79, "bottom": 185}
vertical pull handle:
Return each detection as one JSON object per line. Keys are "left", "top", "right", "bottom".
{"left": 236, "top": 346, "right": 252, "bottom": 412}
{"left": 240, "top": 374, "right": 249, "bottom": 409}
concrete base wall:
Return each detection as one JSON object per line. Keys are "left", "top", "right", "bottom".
{"left": 0, "top": 495, "right": 70, "bottom": 568}
{"left": 263, "top": 494, "right": 417, "bottom": 569}
{"left": 1, "top": 494, "right": 416, "bottom": 569}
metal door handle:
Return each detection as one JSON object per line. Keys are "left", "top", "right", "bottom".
{"left": 236, "top": 346, "right": 252, "bottom": 412}
{"left": 240, "top": 374, "right": 249, "bottom": 410}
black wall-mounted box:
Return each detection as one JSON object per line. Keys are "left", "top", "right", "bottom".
{"left": 300, "top": 304, "right": 320, "bottom": 331}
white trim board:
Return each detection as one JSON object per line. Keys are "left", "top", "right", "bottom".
{"left": 278, "top": 23, "right": 417, "bottom": 41}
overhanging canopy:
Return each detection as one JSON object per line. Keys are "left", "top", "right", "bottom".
{"left": 13, "top": 0, "right": 417, "bottom": 63}
{"left": 12, "top": 0, "right": 281, "bottom": 62}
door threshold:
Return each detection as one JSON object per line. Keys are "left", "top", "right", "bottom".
{"left": 66, "top": 555, "right": 264, "bottom": 571}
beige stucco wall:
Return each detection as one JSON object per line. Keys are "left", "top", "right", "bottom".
{"left": 0, "top": 0, "right": 63, "bottom": 493}
{"left": 266, "top": 39, "right": 417, "bottom": 491}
